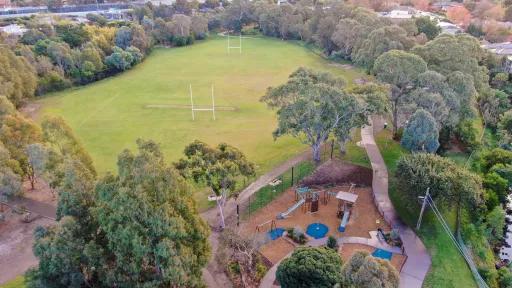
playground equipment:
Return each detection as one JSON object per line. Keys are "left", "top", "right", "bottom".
{"left": 306, "top": 222, "right": 329, "bottom": 239}
{"left": 256, "top": 219, "right": 276, "bottom": 233}
{"left": 277, "top": 198, "right": 305, "bottom": 219}
{"left": 256, "top": 219, "right": 285, "bottom": 240}
{"left": 336, "top": 184, "right": 358, "bottom": 232}
{"left": 323, "top": 190, "right": 337, "bottom": 205}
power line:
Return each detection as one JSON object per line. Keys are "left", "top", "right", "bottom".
{"left": 418, "top": 192, "right": 489, "bottom": 288}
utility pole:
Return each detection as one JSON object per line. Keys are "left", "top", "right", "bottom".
{"left": 416, "top": 188, "right": 430, "bottom": 230}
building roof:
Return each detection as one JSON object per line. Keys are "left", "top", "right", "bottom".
{"left": 0, "top": 23, "right": 27, "bottom": 35}
{"left": 483, "top": 42, "right": 512, "bottom": 55}
{"left": 336, "top": 191, "right": 358, "bottom": 203}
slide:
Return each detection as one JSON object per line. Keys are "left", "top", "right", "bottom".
{"left": 338, "top": 211, "right": 350, "bottom": 232}
{"left": 277, "top": 198, "right": 305, "bottom": 219}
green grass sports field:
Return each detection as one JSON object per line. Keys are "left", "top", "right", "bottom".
{"left": 36, "top": 36, "right": 363, "bottom": 182}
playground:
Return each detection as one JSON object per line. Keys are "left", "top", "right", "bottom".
{"left": 241, "top": 180, "right": 391, "bottom": 265}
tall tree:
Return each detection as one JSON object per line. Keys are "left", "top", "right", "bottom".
{"left": 25, "top": 143, "right": 48, "bottom": 190}
{"left": 396, "top": 153, "right": 482, "bottom": 213}
{"left": 0, "top": 47, "right": 38, "bottom": 107}
{"left": 175, "top": 140, "right": 255, "bottom": 228}
{"left": 262, "top": 68, "right": 373, "bottom": 162}
{"left": 401, "top": 109, "right": 440, "bottom": 153}
{"left": 353, "top": 25, "right": 415, "bottom": 70}
{"left": 28, "top": 139, "right": 210, "bottom": 287}
{"left": 373, "top": 50, "right": 428, "bottom": 134}
{"left": 0, "top": 113, "right": 42, "bottom": 178}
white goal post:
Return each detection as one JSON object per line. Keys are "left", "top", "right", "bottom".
{"left": 227, "top": 31, "right": 242, "bottom": 54}
{"left": 189, "top": 84, "right": 216, "bottom": 120}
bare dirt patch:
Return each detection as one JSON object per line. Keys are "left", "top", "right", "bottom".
{"left": 301, "top": 160, "right": 373, "bottom": 187}
{"left": 19, "top": 102, "right": 42, "bottom": 120}
{"left": 0, "top": 207, "right": 53, "bottom": 284}
{"left": 22, "top": 180, "right": 57, "bottom": 205}
{"left": 339, "top": 243, "right": 406, "bottom": 271}
{"left": 259, "top": 237, "right": 295, "bottom": 265}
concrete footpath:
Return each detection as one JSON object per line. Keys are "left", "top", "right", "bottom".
{"left": 361, "top": 119, "right": 431, "bottom": 288}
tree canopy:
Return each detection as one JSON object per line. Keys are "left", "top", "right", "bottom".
{"left": 28, "top": 139, "right": 210, "bottom": 288}
{"left": 276, "top": 247, "right": 342, "bottom": 288}
{"left": 261, "top": 67, "right": 374, "bottom": 162}
{"left": 401, "top": 109, "right": 440, "bottom": 153}
{"left": 396, "top": 153, "right": 482, "bottom": 211}
{"left": 341, "top": 250, "right": 399, "bottom": 288}
{"left": 175, "top": 140, "right": 255, "bottom": 228}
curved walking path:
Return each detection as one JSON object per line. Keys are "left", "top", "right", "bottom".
{"left": 258, "top": 119, "right": 431, "bottom": 288}
{"left": 361, "top": 119, "right": 431, "bottom": 288}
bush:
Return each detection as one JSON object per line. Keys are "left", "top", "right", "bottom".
{"left": 341, "top": 250, "right": 399, "bottom": 288}
{"left": 255, "top": 260, "right": 267, "bottom": 280}
{"left": 483, "top": 172, "right": 508, "bottom": 203}
{"left": 455, "top": 120, "right": 480, "bottom": 152}
{"left": 326, "top": 236, "right": 338, "bottom": 250}
{"left": 498, "top": 267, "right": 512, "bottom": 288}
{"left": 277, "top": 247, "right": 342, "bottom": 288}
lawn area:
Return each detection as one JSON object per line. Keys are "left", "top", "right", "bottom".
{"left": 34, "top": 36, "right": 364, "bottom": 209}
{"left": 375, "top": 129, "right": 478, "bottom": 288}
{"left": 0, "top": 276, "right": 24, "bottom": 288}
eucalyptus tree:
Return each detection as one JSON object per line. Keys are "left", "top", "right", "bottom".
{"left": 261, "top": 68, "right": 373, "bottom": 163}
{"left": 175, "top": 140, "right": 255, "bottom": 228}
{"left": 28, "top": 140, "right": 210, "bottom": 288}
{"left": 373, "top": 50, "right": 428, "bottom": 134}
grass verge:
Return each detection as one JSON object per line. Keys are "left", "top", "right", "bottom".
{"left": 375, "top": 129, "right": 478, "bottom": 288}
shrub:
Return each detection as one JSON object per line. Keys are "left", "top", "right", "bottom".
{"left": 277, "top": 247, "right": 342, "bottom": 288}
{"left": 455, "top": 120, "right": 480, "bottom": 152}
{"left": 326, "top": 236, "right": 338, "bottom": 250}
{"left": 341, "top": 250, "right": 399, "bottom": 288}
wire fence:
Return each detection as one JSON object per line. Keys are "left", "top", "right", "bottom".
{"left": 239, "top": 143, "right": 335, "bottom": 221}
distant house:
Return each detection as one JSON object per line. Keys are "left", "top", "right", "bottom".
{"left": 482, "top": 42, "right": 512, "bottom": 72}
{"left": 0, "top": 24, "right": 27, "bottom": 36}
{"left": 0, "top": 0, "right": 10, "bottom": 8}
{"left": 438, "top": 21, "right": 462, "bottom": 34}
{"left": 431, "top": 1, "right": 463, "bottom": 11}
{"left": 378, "top": 7, "right": 415, "bottom": 22}
{"left": 277, "top": 0, "right": 289, "bottom": 6}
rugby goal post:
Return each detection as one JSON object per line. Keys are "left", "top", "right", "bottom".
{"left": 227, "top": 31, "right": 242, "bottom": 54}
{"left": 189, "top": 84, "right": 216, "bottom": 120}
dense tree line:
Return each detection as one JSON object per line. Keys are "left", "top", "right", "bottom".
{"left": 0, "top": 1, "right": 211, "bottom": 107}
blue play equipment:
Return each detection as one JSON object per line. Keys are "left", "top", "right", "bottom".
{"left": 338, "top": 211, "right": 350, "bottom": 232}
{"left": 268, "top": 227, "right": 286, "bottom": 240}
{"left": 306, "top": 222, "right": 329, "bottom": 239}
{"left": 372, "top": 248, "right": 393, "bottom": 261}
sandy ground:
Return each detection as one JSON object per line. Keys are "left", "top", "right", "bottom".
{"left": 259, "top": 237, "right": 296, "bottom": 265}
{"left": 339, "top": 243, "right": 406, "bottom": 272}
{"left": 22, "top": 180, "right": 57, "bottom": 205}
{"left": 0, "top": 179, "right": 56, "bottom": 284}
{"left": 0, "top": 207, "right": 53, "bottom": 284}
{"left": 241, "top": 184, "right": 389, "bottom": 240}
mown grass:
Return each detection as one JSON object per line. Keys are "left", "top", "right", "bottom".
{"left": 36, "top": 36, "right": 364, "bottom": 210}
{"left": 0, "top": 276, "right": 24, "bottom": 288}
{"left": 375, "top": 129, "right": 478, "bottom": 288}
{"left": 37, "top": 37, "right": 363, "bottom": 176}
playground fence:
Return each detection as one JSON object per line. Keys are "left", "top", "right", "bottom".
{"left": 239, "top": 143, "right": 333, "bottom": 221}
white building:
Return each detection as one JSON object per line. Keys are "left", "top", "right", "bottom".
{"left": 438, "top": 21, "right": 462, "bottom": 34}
{"left": 0, "top": 24, "right": 27, "bottom": 36}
